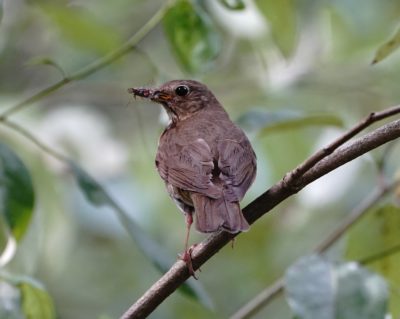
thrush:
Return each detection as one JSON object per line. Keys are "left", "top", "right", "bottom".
{"left": 128, "top": 80, "right": 257, "bottom": 276}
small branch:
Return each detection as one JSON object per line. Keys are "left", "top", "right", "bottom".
{"left": 284, "top": 105, "right": 400, "bottom": 188}
{"left": 230, "top": 278, "right": 285, "bottom": 319}
{"left": 313, "top": 183, "right": 394, "bottom": 254}
{"left": 121, "top": 117, "right": 400, "bottom": 318}
{"left": 231, "top": 180, "right": 398, "bottom": 319}
{"left": 0, "top": 1, "right": 174, "bottom": 119}
{"left": 0, "top": 118, "right": 69, "bottom": 163}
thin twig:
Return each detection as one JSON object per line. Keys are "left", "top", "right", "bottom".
{"left": 0, "top": 1, "right": 174, "bottom": 119}
{"left": 283, "top": 105, "right": 400, "bottom": 188}
{"left": 230, "top": 180, "right": 398, "bottom": 319}
{"left": 121, "top": 117, "right": 400, "bottom": 319}
{"left": 0, "top": 118, "right": 69, "bottom": 163}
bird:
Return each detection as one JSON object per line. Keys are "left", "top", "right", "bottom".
{"left": 128, "top": 80, "right": 257, "bottom": 276}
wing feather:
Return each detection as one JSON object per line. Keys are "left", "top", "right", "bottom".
{"left": 218, "top": 138, "right": 257, "bottom": 202}
{"left": 156, "top": 138, "right": 221, "bottom": 199}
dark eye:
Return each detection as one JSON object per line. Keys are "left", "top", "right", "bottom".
{"left": 175, "top": 85, "right": 189, "bottom": 96}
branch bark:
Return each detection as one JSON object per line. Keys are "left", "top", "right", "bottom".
{"left": 121, "top": 117, "right": 400, "bottom": 319}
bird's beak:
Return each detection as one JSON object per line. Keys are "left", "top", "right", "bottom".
{"left": 128, "top": 88, "right": 172, "bottom": 103}
{"left": 151, "top": 90, "right": 173, "bottom": 103}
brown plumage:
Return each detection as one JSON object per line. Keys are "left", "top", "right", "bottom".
{"left": 128, "top": 80, "right": 256, "bottom": 275}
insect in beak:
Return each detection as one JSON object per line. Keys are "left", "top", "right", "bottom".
{"left": 127, "top": 87, "right": 153, "bottom": 99}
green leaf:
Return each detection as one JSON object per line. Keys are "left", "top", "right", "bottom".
{"left": 0, "top": 274, "right": 56, "bottom": 319}
{"left": 163, "top": 0, "right": 221, "bottom": 74}
{"left": 38, "top": 4, "right": 122, "bottom": 55}
{"left": 346, "top": 205, "right": 400, "bottom": 318}
{"left": 285, "top": 255, "right": 388, "bottom": 319}
{"left": 372, "top": 27, "right": 400, "bottom": 65}
{"left": 18, "top": 281, "right": 56, "bottom": 319}
{"left": 336, "top": 263, "right": 388, "bottom": 319}
{"left": 70, "top": 162, "right": 213, "bottom": 309}
{"left": 236, "top": 110, "right": 343, "bottom": 135}
{"left": 69, "top": 162, "right": 109, "bottom": 207}
{"left": 219, "top": 0, "right": 245, "bottom": 10}
{"left": 285, "top": 255, "right": 335, "bottom": 319}
{"left": 26, "top": 56, "right": 66, "bottom": 78}
{"left": 0, "top": 143, "right": 35, "bottom": 241}
{"left": 255, "top": 0, "right": 298, "bottom": 57}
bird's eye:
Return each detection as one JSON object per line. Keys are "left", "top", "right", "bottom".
{"left": 175, "top": 85, "right": 189, "bottom": 96}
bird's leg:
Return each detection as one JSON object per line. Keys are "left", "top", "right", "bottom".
{"left": 180, "top": 212, "right": 197, "bottom": 278}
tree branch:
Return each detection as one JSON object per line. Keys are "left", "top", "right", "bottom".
{"left": 0, "top": 1, "right": 173, "bottom": 119}
{"left": 231, "top": 180, "right": 398, "bottom": 319}
{"left": 121, "top": 116, "right": 400, "bottom": 318}
{"left": 284, "top": 105, "right": 400, "bottom": 187}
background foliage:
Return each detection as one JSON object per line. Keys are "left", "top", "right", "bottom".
{"left": 0, "top": 0, "right": 400, "bottom": 318}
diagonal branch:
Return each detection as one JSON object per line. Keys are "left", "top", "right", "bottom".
{"left": 231, "top": 180, "right": 398, "bottom": 319}
{"left": 121, "top": 115, "right": 400, "bottom": 318}
{"left": 283, "top": 105, "right": 400, "bottom": 187}
{"left": 0, "top": 1, "right": 174, "bottom": 119}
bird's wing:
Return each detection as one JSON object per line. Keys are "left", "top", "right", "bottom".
{"left": 218, "top": 138, "right": 257, "bottom": 202}
{"left": 156, "top": 138, "right": 221, "bottom": 199}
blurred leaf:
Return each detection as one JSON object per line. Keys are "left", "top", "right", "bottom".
{"left": 26, "top": 56, "right": 66, "bottom": 78}
{"left": 372, "top": 27, "right": 400, "bottom": 65}
{"left": 219, "top": 0, "right": 245, "bottom": 10}
{"left": 258, "top": 115, "right": 343, "bottom": 136}
{"left": 0, "top": 232, "right": 17, "bottom": 267}
{"left": 0, "top": 143, "right": 35, "bottom": 241}
{"left": 0, "top": 219, "right": 8, "bottom": 261}
{"left": 236, "top": 110, "right": 343, "bottom": 135}
{"left": 256, "top": 0, "right": 298, "bottom": 57}
{"left": 163, "top": 0, "right": 221, "bottom": 74}
{"left": 285, "top": 255, "right": 388, "bottom": 319}
{"left": 70, "top": 162, "right": 213, "bottom": 309}
{"left": 38, "top": 4, "right": 121, "bottom": 55}
{"left": 18, "top": 281, "right": 56, "bottom": 319}
{"left": 285, "top": 255, "right": 335, "bottom": 319}
{"left": 0, "top": 273, "right": 56, "bottom": 319}
{"left": 346, "top": 205, "right": 400, "bottom": 318}
{"left": 336, "top": 263, "right": 388, "bottom": 319}
{"left": 70, "top": 162, "right": 109, "bottom": 207}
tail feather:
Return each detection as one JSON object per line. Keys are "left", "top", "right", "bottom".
{"left": 191, "top": 194, "right": 249, "bottom": 233}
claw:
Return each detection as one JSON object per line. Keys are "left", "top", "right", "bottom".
{"left": 179, "top": 244, "right": 198, "bottom": 279}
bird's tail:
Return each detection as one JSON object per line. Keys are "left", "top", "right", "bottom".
{"left": 191, "top": 194, "right": 249, "bottom": 233}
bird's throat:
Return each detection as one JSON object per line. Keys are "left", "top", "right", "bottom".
{"left": 162, "top": 103, "right": 179, "bottom": 124}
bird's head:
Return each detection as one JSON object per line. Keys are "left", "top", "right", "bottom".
{"left": 128, "top": 80, "right": 218, "bottom": 122}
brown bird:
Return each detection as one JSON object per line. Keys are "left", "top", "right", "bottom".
{"left": 128, "top": 80, "right": 256, "bottom": 275}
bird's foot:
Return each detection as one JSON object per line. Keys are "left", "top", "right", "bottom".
{"left": 179, "top": 244, "right": 198, "bottom": 279}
